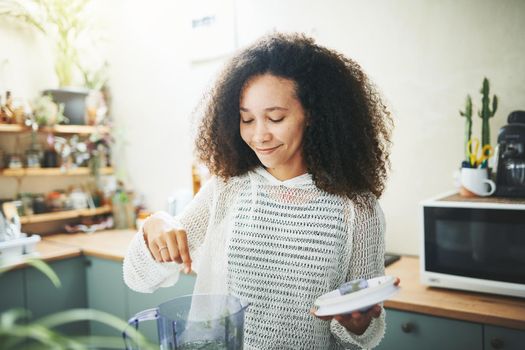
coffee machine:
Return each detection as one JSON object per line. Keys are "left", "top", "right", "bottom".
{"left": 494, "top": 111, "right": 525, "bottom": 197}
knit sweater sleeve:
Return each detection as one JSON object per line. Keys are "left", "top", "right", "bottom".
{"left": 330, "top": 195, "right": 387, "bottom": 349}
{"left": 122, "top": 177, "right": 217, "bottom": 293}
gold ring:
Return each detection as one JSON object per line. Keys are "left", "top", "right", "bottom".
{"left": 159, "top": 246, "right": 168, "bottom": 252}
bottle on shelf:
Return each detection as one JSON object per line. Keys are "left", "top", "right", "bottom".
{"left": 192, "top": 162, "right": 211, "bottom": 196}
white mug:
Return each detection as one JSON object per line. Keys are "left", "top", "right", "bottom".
{"left": 460, "top": 168, "right": 496, "bottom": 196}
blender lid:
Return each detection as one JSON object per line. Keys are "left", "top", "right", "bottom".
{"left": 313, "top": 275, "right": 399, "bottom": 316}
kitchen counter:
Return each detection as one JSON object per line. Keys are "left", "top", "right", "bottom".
{"left": 385, "top": 256, "right": 525, "bottom": 330}
{"left": 3, "top": 239, "right": 82, "bottom": 271}
{"left": 43, "top": 229, "right": 136, "bottom": 262}
{"left": 9, "top": 230, "right": 525, "bottom": 331}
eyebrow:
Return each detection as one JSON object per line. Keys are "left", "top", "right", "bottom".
{"left": 240, "top": 106, "right": 289, "bottom": 112}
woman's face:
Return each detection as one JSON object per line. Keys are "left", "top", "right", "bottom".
{"left": 240, "top": 74, "right": 307, "bottom": 181}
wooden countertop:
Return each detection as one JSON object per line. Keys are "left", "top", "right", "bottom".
{"left": 35, "top": 240, "right": 83, "bottom": 261}
{"left": 1, "top": 230, "right": 133, "bottom": 271}
{"left": 385, "top": 256, "right": 525, "bottom": 330}
{"left": 2, "top": 240, "right": 82, "bottom": 271}
{"left": 43, "top": 229, "right": 136, "bottom": 262}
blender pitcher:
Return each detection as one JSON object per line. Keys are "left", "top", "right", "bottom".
{"left": 123, "top": 294, "right": 249, "bottom": 350}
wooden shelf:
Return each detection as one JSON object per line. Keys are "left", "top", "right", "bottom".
{"left": 42, "top": 125, "right": 110, "bottom": 134}
{"left": 1, "top": 167, "right": 113, "bottom": 177}
{"left": 0, "top": 124, "right": 24, "bottom": 132}
{"left": 20, "top": 205, "right": 112, "bottom": 224}
{"left": 0, "top": 124, "right": 110, "bottom": 134}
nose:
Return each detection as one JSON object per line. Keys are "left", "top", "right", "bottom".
{"left": 253, "top": 120, "right": 271, "bottom": 144}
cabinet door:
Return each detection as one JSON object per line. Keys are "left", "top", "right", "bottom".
{"left": 0, "top": 268, "right": 25, "bottom": 314}
{"left": 127, "top": 273, "right": 196, "bottom": 344}
{"left": 485, "top": 325, "right": 525, "bottom": 350}
{"left": 85, "top": 257, "right": 128, "bottom": 338}
{"left": 375, "top": 309, "right": 482, "bottom": 350}
{"left": 26, "top": 257, "right": 88, "bottom": 336}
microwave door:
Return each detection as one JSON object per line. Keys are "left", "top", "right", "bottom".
{"left": 424, "top": 206, "right": 525, "bottom": 286}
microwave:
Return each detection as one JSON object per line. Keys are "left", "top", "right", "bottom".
{"left": 420, "top": 191, "right": 525, "bottom": 298}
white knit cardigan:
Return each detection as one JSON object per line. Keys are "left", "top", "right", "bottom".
{"left": 123, "top": 167, "right": 386, "bottom": 349}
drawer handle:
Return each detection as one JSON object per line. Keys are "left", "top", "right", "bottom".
{"left": 490, "top": 338, "right": 504, "bottom": 349}
{"left": 401, "top": 322, "right": 414, "bottom": 333}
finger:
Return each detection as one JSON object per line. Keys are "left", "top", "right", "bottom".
{"left": 159, "top": 244, "right": 171, "bottom": 262}
{"left": 149, "top": 241, "right": 163, "bottom": 262}
{"left": 351, "top": 311, "right": 362, "bottom": 321}
{"left": 371, "top": 305, "right": 382, "bottom": 318}
{"left": 166, "top": 230, "right": 181, "bottom": 263}
{"left": 309, "top": 308, "right": 333, "bottom": 320}
{"left": 175, "top": 230, "right": 192, "bottom": 273}
{"left": 153, "top": 236, "right": 170, "bottom": 262}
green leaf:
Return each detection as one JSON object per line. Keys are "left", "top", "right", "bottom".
{"left": 35, "top": 309, "right": 155, "bottom": 350}
{"left": 0, "top": 322, "right": 75, "bottom": 350}
{"left": 0, "top": 0, "right": 46, "bottom": 33}
{"left": 24, "top": 258, "right": 62, "bottom": 288}
{"left": 0, "top": 308, "right": 30, "bottom": 328}
{"left": 0, "top": 258, "right": 60, "bottom": 288}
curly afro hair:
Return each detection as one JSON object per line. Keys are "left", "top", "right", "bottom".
{"left": 195, "top": 32, "right": 393, "bottom": 203}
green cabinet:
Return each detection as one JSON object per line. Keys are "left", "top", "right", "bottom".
{"left": 376, "top": 309, "right": 483, "bottom": 350}
{"left": 484, "top": 325, "right": 525, "bottom": 350}
{"left": 0, "top": 268, "right": 25, "bottom": 313}
{"left": 377, "top": 309, "right": 525, "bottom": 350}
{"left": 0, "top": 257, "right": 88, "bottom": 339}
{"left": 85, "top": 256, "right": 128, "bottom": 338}
{"left": 85, "top": 256, "right": 196, "bottom": 344}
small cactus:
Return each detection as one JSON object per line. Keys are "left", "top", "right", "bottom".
{"left": 478, "top": 77, "right": 498, "bottom": 149}
{"left": 459, "top": 95, "right": 473, "bottom": 161}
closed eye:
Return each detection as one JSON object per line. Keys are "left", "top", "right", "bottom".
{"left": 241, "top": 118, "right": 254, "bottom": 124}
{"left": 269, "top": 117, "right": 284, "bottom": 123}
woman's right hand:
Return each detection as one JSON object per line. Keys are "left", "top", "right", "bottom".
{"left": 142, "top": 215, "right": 192, "bottom": 273}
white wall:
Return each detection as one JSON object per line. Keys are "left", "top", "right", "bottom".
{"left": 1, "top": 0, "right": 524, "bottom": 255}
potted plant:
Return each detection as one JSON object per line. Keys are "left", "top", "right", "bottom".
{"left": 0, "top": 258, "right": 153, "bottom": 349}
{"left": 0, "top": 0, "right": 108, "bottom": 125}
{"left": 459, "top": 77, "right": 499, "bottom": 167}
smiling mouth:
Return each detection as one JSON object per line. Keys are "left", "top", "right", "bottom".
{"left": 255, "top": 145, "right": 281, "bottom": 154}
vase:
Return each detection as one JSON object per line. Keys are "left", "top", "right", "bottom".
{"left": 43, "top": 87, "right": 89, "bottom": 125}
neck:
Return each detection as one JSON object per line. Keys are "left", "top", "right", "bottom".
{"left": 266, "top": 162, "right": 307, "bottom": 181}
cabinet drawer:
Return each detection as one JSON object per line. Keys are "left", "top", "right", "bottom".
{"left": 376, "top": 309, "right": 482, "bottom": 350}
{"left": 485, "top": 325, "right": 525, "bottom": 350}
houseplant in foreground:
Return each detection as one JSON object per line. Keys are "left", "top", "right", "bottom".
{"left": 0, "top": 258, "right": 153, "bottom": 349}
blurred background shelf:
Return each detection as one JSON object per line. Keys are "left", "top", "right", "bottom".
{"left": 0, "top": 124, "right": 110, "bottom": 134}
{"left": 1, "top": 167, "right": 113, "bottom": 177}
{"left": 19, "top": 205, "right": 112, "bottom": 225}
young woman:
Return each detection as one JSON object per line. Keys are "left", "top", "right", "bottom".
{"left": 124, "top": 32, "right": 395, "bottom": 349}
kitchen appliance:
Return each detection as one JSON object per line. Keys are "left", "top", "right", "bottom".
{"left": 0, "top": 202, "right": 41, "bottom": 265}
{"left": 123, "top": 294, "right": 249, "bottom": 350}
{"left": 494, "top": 110, "right": 525, "bottom": 197}
{"left": 420, "top": 192, "right": 525, "bottom": 298}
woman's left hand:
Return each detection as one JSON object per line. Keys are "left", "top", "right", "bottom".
{"left": 311, "top": 304, "right": 381, "bottom": 335}
{"left": 311, "top": 277, "right": 400, "bottom": 335}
